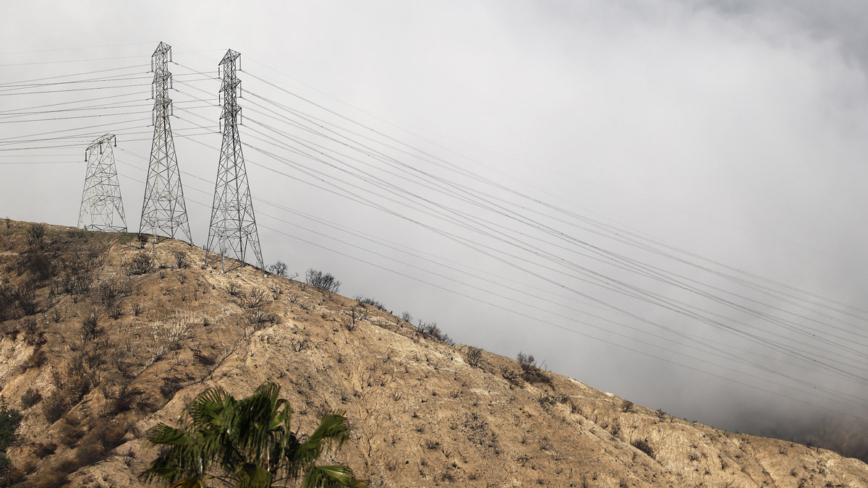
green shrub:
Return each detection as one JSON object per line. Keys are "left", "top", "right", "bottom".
{"left": 0, "top": 400, "right": 22, "bottom": 487}
{"left": 0, "top": 400, "right": 22, "bottom": 453}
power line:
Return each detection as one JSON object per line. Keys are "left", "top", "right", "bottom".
{"left": 0, "top": 83, "right": 149, "bottom": 97}
{"left": 242, "top": 68, "right": 868, "bottom": 321}
{"left": 114, "top": 149, "right": 868, "bottom": 413}
{"left": 0, "top": 63, "right": 147, "bottom": 86}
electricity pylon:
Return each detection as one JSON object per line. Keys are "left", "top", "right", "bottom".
{"left": 77, "top": 134, "right": 127, "bottom": 232}
{"left": 206, "top": 49, "right": 264, "bottom": 271}
{"left": 139, "top": 41, "right": 193, "bottom": 243}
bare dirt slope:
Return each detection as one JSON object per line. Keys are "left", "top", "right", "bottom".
{"left": 0, "top": 220, "right": 866, "bottom": 487}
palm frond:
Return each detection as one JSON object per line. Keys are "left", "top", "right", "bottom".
{"left": 301, "top": 465, "right": 367, "bottom": 488}
{"left": 294, "top": 412, "right": 350, "bottom": 466}
{"left": 147, "top": 424, "right": 191, "bottom": 446}
{"left": 170, "top": 478, "right": 210, "bottom": 488}
{"left": 188, "top": 387, "right": 234, "bottom": 427}
{"left": 139, "top": 460, "right": 183, "bottom": 484}
{"left": 233, "top": 461, "right": 273, "bottom": 488}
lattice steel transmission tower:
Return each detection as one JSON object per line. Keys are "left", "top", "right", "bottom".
{"left": 139, "top": 41, "right": 193, "bottom": 243}
{"left": 77, "top": 134, "right": 127, "bottom": 232}
{"left": 206, "top": 49, "right": 264, "bottom": 270}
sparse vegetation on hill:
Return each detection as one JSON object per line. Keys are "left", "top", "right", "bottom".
{"left": 0, "top": 220, "right": 865, "bottom": 487}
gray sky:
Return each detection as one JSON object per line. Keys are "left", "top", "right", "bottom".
{"left": 2, "top": 0, "right": 867, "bottom": 443}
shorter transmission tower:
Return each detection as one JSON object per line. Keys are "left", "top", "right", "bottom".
{"left": 78, "top": 134, "right": 127, "bottom": 232}
{"left": 206, "top": 49, "right": 264, "bottom": 271}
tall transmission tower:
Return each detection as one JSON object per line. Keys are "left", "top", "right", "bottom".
{"left": 139, "top": 41, "right": 193, "bottom": 243}
{"left": 77, "top": 134, "right": 127, "bottom": 232}
{"left": 206, "top": 49, "right": 264, "bottom": 270}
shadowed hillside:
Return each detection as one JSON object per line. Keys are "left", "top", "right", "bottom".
{"left": 1, "top": 219, "right": 867, "bottom": 487}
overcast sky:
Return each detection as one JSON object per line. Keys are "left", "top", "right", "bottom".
{"left": 2, "top": 0, "right": 867, "bottom": 442}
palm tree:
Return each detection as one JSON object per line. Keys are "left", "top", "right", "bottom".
{"left": 140, "top": 382, "right": 366, "bottom": 488}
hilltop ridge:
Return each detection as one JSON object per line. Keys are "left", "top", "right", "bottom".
{"left": 0, "top": 219, "right": 867, "bottom": 487}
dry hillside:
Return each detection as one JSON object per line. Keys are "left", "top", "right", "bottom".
{"left": 0, "top": 219, "right": 867, "bottom": 487}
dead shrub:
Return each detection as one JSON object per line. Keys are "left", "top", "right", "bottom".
{"left": 55, "top": 457, "right": 80, "bottom": 474}
{"left": 417, "top": 320, "right": 455, "bottom": 346}
{"left": 517, "top": 352, "right": 550, "bottom": 385}
{"left": 171, "top": 249, "right": 188, "bottom": 269}
{"left": 83, "top": 421, "right": 127, "bottom": 451}
{"left": 267, "top": 260, "right": 288, "bottom": 277}
{"left": 75, "top": 443, "right": 104, "bottom": 467}
{"left": 305, "top": 268, "right": 341, "bottom": 293}
{"left": 125, "top": 253, "right": 153, "bottom": 275}
{"left": 29, "top": 469, "right": 69, "bottom": 487}
{"left": 56, "top": 250, "right": 98, "bottom": 295}
{"left": 20, "top": 388, "right": 42, "bottom": 409}
{"left": 465, "top": 346, "right": 483, "bottom": 368}
{"left": 111, "top": 386, "right": 142, "bottom": 414}
{"left": 632, "top": 439, "right": 655, "bottom": 459}
{"left": 500, "top": 367, "right": 523, "bottom": 387}
{"left": 24, "top": 349, "right": 47, "bottom": 370}
{"left": 26, "top": 223, "right": 46, "bottom": 248}
{"left": 80, "top": 307, "right": 101, "bottom": 343}
{"left": 109, "top": 347, "right": 133, "bottom": 379}
{"left": 1, "top": 282, "right": 41, "bottom": 319}
{"left": 226, "top": 282, "right": 241, "bottom": 297}
{"left": 96, "top": 278, "right": 129, "bottom": 317}
{"left": 161, "top": 312, "right": 194, "bottom": 351}
{"left": 56, "top": 421, "right": 85, "bottom": 447}
{"left": 16, "top": 282, "right": 39, "bottom": 316}
{"left": 0, "top": 286, "right": 14, "bottom": 322}
{"left": 23, "top": 318, "right": 45, "bottom": 347}
{"left": 343, "top": 307, "right": 368, "bottom": 331}
{"left": 41, "top": 394, "right": 67, "bottom": 424}
{"left": 357, "top": 296, "right": 386, "bottom": 311}
{"left": 193, "top": 348, "right": 215, "bottom": 366}
{"left": 18, "top": 250, "right": 55, "bottom": 282}
{"left": 32, "top": 442, "right": 57, "bottom": 459}
{"left": 41, "top": 360, "right": 95, "bottom": 424}
{"left": 243, "top": 288, "right": 266, "bottom": 308}
{"left": 159, "top": 377, "right": 183, "bottom": 399}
